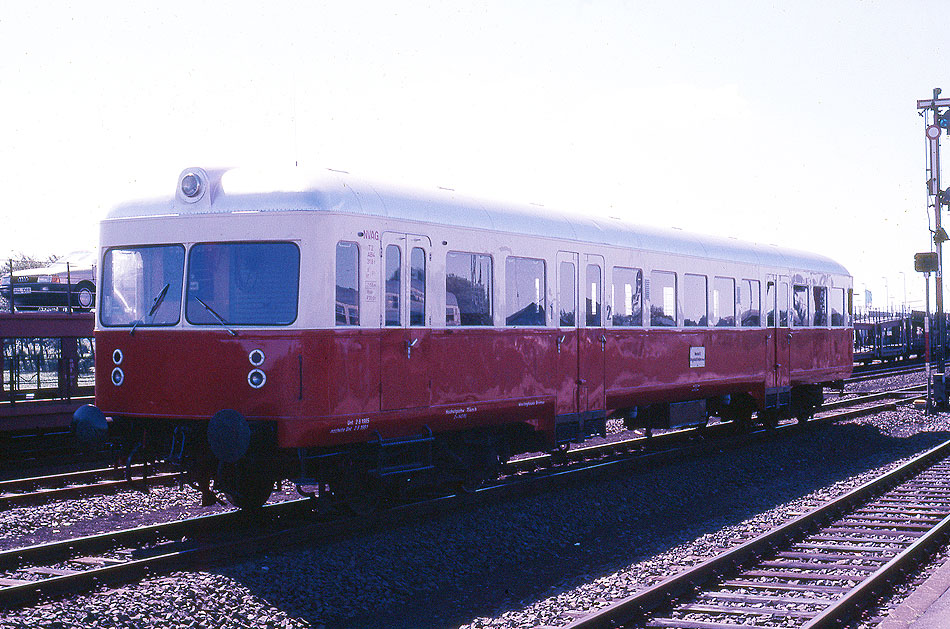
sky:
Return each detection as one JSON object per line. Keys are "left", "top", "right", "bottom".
{"left": 1, "top": 0, "right": 948, "bottom": 311}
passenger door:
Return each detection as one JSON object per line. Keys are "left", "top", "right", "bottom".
{"left": 579, "top": 254, "right": 607, "bottom": 415}
{"left": 380, "top": 233, "right": 431, "bottom": 411}
{"left": 555, "top": 252, "right": 579, "bottom": 417}
{"left": 766, "top": 275, "right": 791, "bottom": 389}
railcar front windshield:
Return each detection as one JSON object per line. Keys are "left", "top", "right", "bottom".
{"left": 186, "top": 242, "right": 299, "bottom": 326}
{"left": 100, "top": 245, "right": 186, "bottom": 326}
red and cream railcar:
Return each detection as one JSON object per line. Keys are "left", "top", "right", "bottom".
{"left": 80, "top": 166, "right": 852, "bottom": 507}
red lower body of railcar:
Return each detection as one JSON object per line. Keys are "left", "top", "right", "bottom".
{"left": 95, "top": 326, "right": 852, "bottom": 446}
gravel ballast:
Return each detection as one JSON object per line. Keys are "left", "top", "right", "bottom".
{"left": 1, "top": 380, "right": 947, "bottom": 628}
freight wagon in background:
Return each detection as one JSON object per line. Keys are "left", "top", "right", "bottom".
{"left": 74, "top": 166, "right": 853, "bottom": 509}
{"left": 1, "top": 312, "right": 95, "bottom": 434}
{"left": 853, "top": 310, "right": 949, "bottom": 365}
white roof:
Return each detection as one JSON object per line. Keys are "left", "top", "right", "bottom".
{"left": 107, "top": 166, "right": 850, "bottom": 276}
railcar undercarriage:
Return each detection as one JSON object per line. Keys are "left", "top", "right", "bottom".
{"left": 79, "top": 383, "right": 833, "bottom": 511}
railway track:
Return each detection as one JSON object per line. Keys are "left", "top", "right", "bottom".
{"left": 0, "top": 382, "right": 924, "bottom": 514}
{"left": 0, "top": 380, "right": 927, "bottom": 608}
{"left": 562, "top": 438, "right": 950, "bottom": 629}
{"left": 0, "top": 430, "right": 95, "bottom": 471}
{"left": 0, "top": 465, "right": 179, "bottom": 510}
{"left": 846, "top": 363, "right": 924, "bottom": 384}
{"left": 0, "top": 498, "right": 316, "bottom": 607}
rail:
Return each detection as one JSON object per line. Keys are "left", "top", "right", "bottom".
{"left": 562, "top": 439, "right": 950, "bottom": 629}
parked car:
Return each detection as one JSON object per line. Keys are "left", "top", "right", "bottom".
{"left": 0, "top": 251, "right": 97, "bottom": 311}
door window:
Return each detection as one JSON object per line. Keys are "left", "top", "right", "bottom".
{"left": 793, "top": 285, "right": 809, "bottom": 327}
{"left": 335, "top": 241, "right": 359, "bottom": 326}
{"left": 410, "top": 247, "right": 426, "bottom": 326}
{"left": 586, "top": 264, "right": 602, "bottom": 326}
{"left": 559, "top": 261, "right": 576, "bottom": 326}
{"left": 385, "top": 244, "right": 401, "bottom": 326}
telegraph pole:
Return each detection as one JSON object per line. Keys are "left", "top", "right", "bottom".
{"left": 917, "top": 88, "right": 950, "bottom": 373}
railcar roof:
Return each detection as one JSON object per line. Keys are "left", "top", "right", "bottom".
{"left": 107, "top": 167, "right": 849, "bottom": 276}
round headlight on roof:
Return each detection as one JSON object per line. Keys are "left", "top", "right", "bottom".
{"left": 181, "top": 172, "right": 202, "bottom": 198}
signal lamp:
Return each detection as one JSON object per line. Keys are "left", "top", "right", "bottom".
{"left": 248, "top": 369, "right": 266, "bottom": 389}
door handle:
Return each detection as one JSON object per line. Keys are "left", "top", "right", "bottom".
{"left": 556, "top": 335, "right": 566, "bottom": 353}
{"left": 600, "top": 334, "right": 607, "bottom": 349}
{"left": 407, "top": 338, "right": 419, "bottom": 359}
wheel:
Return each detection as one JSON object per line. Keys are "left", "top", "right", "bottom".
{"left": 217, "top": 464, "right": 273, "bottom": 510}
{"left": 74, "top": 281, "right": 95, "bottom": 310}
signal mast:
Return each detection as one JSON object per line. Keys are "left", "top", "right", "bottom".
{"left": 917, "top": 88, "right": 950, "bottom": 405}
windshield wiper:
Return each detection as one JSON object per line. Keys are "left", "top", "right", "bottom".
{"left": 148, "top": 283, "right": 170, "bottom": 317}
{"left": 130, "top": 283, "right": 172, "bottom": 336}
{"left": 194, "top": 297, "right": 237, "bottom": 336}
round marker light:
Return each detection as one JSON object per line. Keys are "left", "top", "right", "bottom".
{"left": 248, "top": 369, "right": 266, "bottom": 389}
{"left": 181, "top": 173, "right": 202, "bottom": 198}
{"left": 249, "top": 349, "right": 265, "bottom": 366}
{"left": 112, "top": 349, "right": 123, "bottom": 365}
{"left": 111, "top": 367, "right": 125, "bottom": 386}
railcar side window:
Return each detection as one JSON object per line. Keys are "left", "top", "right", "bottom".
{"left": 684, "top": 274, "right": 707, "bottom": 327}
{"left": 335, "top": 241, "right": 359, "bottom": 326}
{"left": 712, "top": 277, "right": 735, "bottom": 327}
{"left": 506, "top": 257, "right": 546, "bottom": 326}
{"left": 650, "top": 270, "right": 677, "bottom": 327}
{"left": 101, "top": 245, "right": 185, "bottom": 327}
{"left": 739, "top": 279, "right": 760, "bottom": 326}
{"left": 186, "top": 242, "right": 299, "bottom": 326}
{"left": 586, "top": 264, "right": 602, "bottom": 326}
{"left": 410, "top": 247, "right": 426, "bottom": 326}
{"left": 831, "top": 287, "right": 845, "bottom": 326}
{"left": 385, "top": 245, "right": 401, "bottom": 326}
{"left": 611, "top": 267, "right": 642, "bottom": 326}
{"left": 813, "top": 286, "right": 828, "bottom": 326}
{"left": 792, "top": 285, "right": 809, "bottom": 327}
{"left": 446, "top": 252, "right": 493, "bottom": 326}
